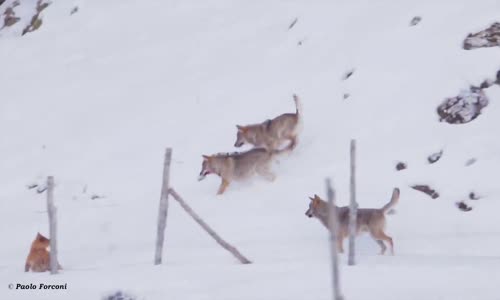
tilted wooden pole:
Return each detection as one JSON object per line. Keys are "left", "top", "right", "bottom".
{"left": 325, "top": 178, "right": 344, "bottom": 300}
{"left": 348, "top": 139, "right": 358, "bottom": 266}
{"left": 168, "top": 188, "right": 252, "bottom": 264}
{"left": 154, "top": 148, "right": 172, "bottom": 265}
{"left": 46, "top": 176, "right": 58, "bottom": 274}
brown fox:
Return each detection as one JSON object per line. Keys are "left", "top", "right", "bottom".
{"left": 24, "top": 232, "right": 61, "bottom": 272}
{"left": 234, "top": 94, "right": 302, "bottom": 152}
{"left": 305, "top": 188, "right": 400, "bottom": 255}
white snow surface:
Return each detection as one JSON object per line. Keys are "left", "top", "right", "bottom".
{"left": 1, "top": 0, "right": 500, "bottom": 299}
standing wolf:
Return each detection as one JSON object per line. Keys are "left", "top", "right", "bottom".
{"left": 198, "top": 148, "right": 278, "bottom": 195}
{"left": 234, "top": 94, "right": 302, "bottom": 151}
{"left": 305, "top": 188, "right": 400, "bottom": 255}
{"left": 24, "top": 232, "right": 62, "bottom": 272}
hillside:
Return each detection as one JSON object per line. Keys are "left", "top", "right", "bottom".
{"left": 1, "top": 0, "right": 500, "bottom": 299}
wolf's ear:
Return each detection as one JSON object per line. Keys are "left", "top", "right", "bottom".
{"left": 314, "top": 194, "right": 320, "bottom": 199}
{"left": 236, "top": 125, "right": 243, "bottom": 130}
{"left": 202, "top": 155, "right": 210, "bottom": 160}
{"left": 309, "top": 196, "right": 314, "bottom": 201}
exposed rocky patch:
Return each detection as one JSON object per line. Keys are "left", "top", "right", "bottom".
{"left": 22, "top": 0, "right": 50, "bottom": 35}
{"left": 1, "top": 1, "right": 20, "bottom": 29}
{"left": 463, "top": 22, "right": 500, "bottom": 50}
{"left": 427, "top": 150, "right": 443, "bottom": 164}
{"left": 437, "top": 87, "right": 488, "bottom": 124}
{"left": 411, "top": 184, "right": 439, "bottom": 199}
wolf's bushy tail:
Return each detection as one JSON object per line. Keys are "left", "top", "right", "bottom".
{"left": 381, "top": 188, "right": 400, "bottom": 213}
{"left": 292, "top": 94, "right": 303, "bottom": 134}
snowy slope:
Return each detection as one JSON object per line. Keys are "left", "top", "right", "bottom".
{"left": 1, "top": 0, "right": 500, "bottom": 299}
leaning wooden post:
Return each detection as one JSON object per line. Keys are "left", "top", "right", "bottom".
{"left": 168, "top": 188, "right": 252, "bottom": 264}
{"left": 46, "top": 176, "right": 58, "bottom": 274}
{"left": 154, "top": 148, "right": 172, "bottom": 265}
{"left": 325, "top": 178, "right": 344, "bottom": 300}
{"left": 348, "top": 139, "right": 358, "bottom": 266}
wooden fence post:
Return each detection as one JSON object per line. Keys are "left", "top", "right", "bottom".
{"left": 154, "top": 148, "right": 172, "bottom": 265}
{"left": 168, "top": 188, "right": 252, "bottom": 264}
{"left": 46, "top": 176, "right": 58, "bottom": 274}
{"left": 325, "top": 178, "right": 344, "bottom": 300}
{"left": 348, "top": 139, "right": 358, "bottom": 266}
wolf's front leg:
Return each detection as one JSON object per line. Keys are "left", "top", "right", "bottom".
{"left": 217, "top": 179, "right": 230, "bottom": 195}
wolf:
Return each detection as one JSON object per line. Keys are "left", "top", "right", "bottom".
{"left": 198, "top": 148, "right": 278, "bottom": 195}
{"left": 305, "top": 188, "right": 400, "bottom": 255}
{"left": 234, "top": 94, "right": 302, "bottom": 151}
{"left": 24, "top": 232, "right": 62, "bottom": 272}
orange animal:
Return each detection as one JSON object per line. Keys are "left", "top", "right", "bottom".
{"left": 24, "top": 232, "right": 61, "bottom": 272}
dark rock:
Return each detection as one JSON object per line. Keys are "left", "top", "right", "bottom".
{"left": 342, "top": 69, "right": 355, "bottom": 80}
{"left": 427, "top": 150, "right": 443, "bottom": 164}
{"left": 456, "top": 201, "right": 472, "bottom": 212}
{"left": 395, "top": 162, "right": 407, "bottom": 171}
{"left": 288, "top": 17, "right": 298, "bottom": 30}
{"left": 410, "top": 16, "right": 421, "bottom": 26}
{"left": 469, "top": 192, "right": 480, "bottom": 200}
{"left": 102, "top": 291, "right": 136, "bottom": 300}
{"left": 411, "top": 185, "right": 439, "bottom": 199}
{"left": 343, "top": 93, "right": 350, "bottom": 100}
{"left": 465, "top": 158, "right": 477, "bottom": 166}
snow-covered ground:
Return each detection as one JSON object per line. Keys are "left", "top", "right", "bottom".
{"left": 1, "top": 0, "right": 500, "bottom": 299}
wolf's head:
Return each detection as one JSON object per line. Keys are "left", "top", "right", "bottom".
{"left": 198, "top": 155, "right": 215, "bottom": 181}
{"left": 234, "top": 125, "right": 249, "bottom": 148}
{"left": 32, "top": 232, "right": 50, "bottom": 249}
{"left": 305, "top": 194, "right": 325, "bottom": 218}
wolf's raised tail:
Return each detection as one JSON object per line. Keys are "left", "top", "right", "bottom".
{"left": 293, "top": 94, "right": 302, "bottom": 116}
{"left": 381, "top": 188, "right": 400, "bottom": 213}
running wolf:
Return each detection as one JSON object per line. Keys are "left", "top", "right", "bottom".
{"left": 305, "top": 188, "right": 400, "bottom": 255}
{"left": 198, "top": 148, "right": 278, "bottom": 195}
{"left": 234, "top": 94, "right": 302, "bottom": 151}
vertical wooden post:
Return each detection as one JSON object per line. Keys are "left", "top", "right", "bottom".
{"left": 325, "top": 178, "right": 343, "bottom": 300}
{"left": 168, "top": 188, "right": 252, "bottom": 264}
{"left": 154, "top": 148, "right": 172, "bottom": 265}
{"left": 348, "top": 139, "right": 358, "bottom": 266}
{"left": 46, "top": 176, "right": 58, "bottom": 274}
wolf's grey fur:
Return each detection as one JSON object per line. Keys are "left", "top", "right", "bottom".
{"left": 198, "top": 148, "right": 278, "bottom": 195}
{"left": 234, "top": 94, "right": 302, "bottom": 151}
{"left": 305, "top": 188, "right": 400, "bottom": 255}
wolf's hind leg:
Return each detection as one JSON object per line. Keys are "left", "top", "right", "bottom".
{"left": 256, "top": 164, "right": 276, "bottom": 182}
{"left": 372, "top": 230, "right": 394, "bottom": 255}
{"left": 375, "top": 240, "right": 387, "bottom": 255}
